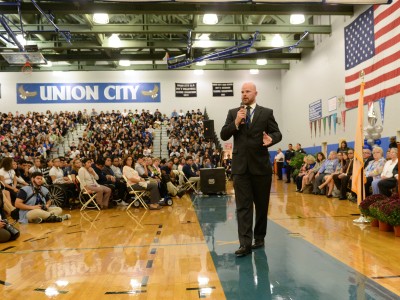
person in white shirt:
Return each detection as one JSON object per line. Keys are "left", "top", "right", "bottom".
{"left": 29, "top": 158, "right": 43, "bottom": 174}
{"left": 0, "top": 157, "right": 19, "bottom": 204}
{"left": 372, "top": 147, "right": 398, "bottom": 194}
{"left": 274, "top": 148, "right": 285, "bottom": 180}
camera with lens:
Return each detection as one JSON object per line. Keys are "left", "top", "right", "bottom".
{"left": 2, "top": 219, "right": 20, "bottom": 241}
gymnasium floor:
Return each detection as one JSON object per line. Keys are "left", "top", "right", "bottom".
{"left": 1, "top": 178, "right": 400, "bottom": 299}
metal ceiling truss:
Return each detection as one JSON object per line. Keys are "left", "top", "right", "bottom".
{"left": 0, "top": 0, "right": 358, "bottom": 71}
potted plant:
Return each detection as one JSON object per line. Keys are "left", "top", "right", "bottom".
{"left": 359, "top": 194, "right": 388, "bottom": 226}
{"left": 372, "top": 199, "right": 394, "bottom": 232}
{"left": 382, "top": 199, "right": 400, "bottom": 237}
{"left": 289, "top": 153, "right": 306, "bottom": 181}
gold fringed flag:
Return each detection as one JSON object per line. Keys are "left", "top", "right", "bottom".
{"left": 351, "top": 80, "right": 366, "bottom": 205}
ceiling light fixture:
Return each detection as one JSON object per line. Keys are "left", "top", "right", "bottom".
{"left": 198, "top": 34, "right": 212, "bottom": 48}
{"left": 203, "top": 14, "right": 218, "bottom": 25}
{"left": 271, "top": 34, "right": 284, "bottom": 47}
{"left": 93, "top": 13, "right": 109, "bottom": 24}
{"left": 290, "top": 14, "right": 305, "bottom": 25}
{"left": 119, "top": 60, "right": 131, "bottom": 67}
{"left": 108, "top": 34, "right": 121, "bottom": 48}
{"left": 250, "top": 69, "right": 259, "bottom": 75}
{"left": 256, "top": 59, "right": 267, "bottom": 66}
{"left": 16, "top": 34, "right": 27, "bottom": 46}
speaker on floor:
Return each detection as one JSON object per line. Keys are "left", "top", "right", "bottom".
{"left": 200, "top": 167, "right": 226, "bottom": 194}
{"left": 203, "top": 119, "right": 214, "bottom": 139}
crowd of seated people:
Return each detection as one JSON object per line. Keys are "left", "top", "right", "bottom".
{"left": 1, "top": 111, "right": 76, "bottom": 160}
{"left": 0, "top": 108, "right": 225, "bottom": 228}
{"left": 283, "top": 139, "right": 398, "bottom": 200}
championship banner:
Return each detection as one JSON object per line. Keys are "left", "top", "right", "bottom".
{"left": 175, "top": 83, "right": 197, "bottom": 97}
{"left": 212, "top": 83, "right": 234, "bottom": 97}
{"left": 16, "top": 82, "right": 161, "bottom": 103}
{"left": 328, "top": 115, "right": 332, "bottom": 135}
{"left": 323, "top": 117, "right": 327, "bottom": 136}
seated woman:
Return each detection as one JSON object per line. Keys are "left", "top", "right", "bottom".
{"left": 319, "top": 152, "right": 347, "bottom": 197}
{"left": 122, "top": 156, "right": 162, "bottom": 210}
{"left": 0, "top": 157, "right": 20, "bottom": 205}
{"left": 378, "top": 164, "right": 398, "bottom": 197}
{"left": 372, "top": 148, "right": 398, "bottom": 195}
{"left": 313, "top": 151, "right": 339, "bottom": 195}
{"left": 295, "top": 156, "right": 309, "bottom": 192}
{"left": 78, "top": 158, "right": 111, "bottom": 209}
{"left": 364, "top": 147, "right": 386, "bottom": 196}
{"left": 297, "top": 155, "right": 316, "bottom": 192}
{"left": 301, "top": 152, "right": 325, "bottom": 192}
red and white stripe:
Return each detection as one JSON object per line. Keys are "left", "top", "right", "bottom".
{"left": 345, "top": 1, "right": 400, "bottom": 109}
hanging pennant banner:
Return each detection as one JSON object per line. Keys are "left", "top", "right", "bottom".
{"left": 318, "top": 118, "right": 322, "bottom": 137}
{"left": 379, "top": 98, "right": 386, "bottom": 125}
{"left": 328, "top": 115, "right": 332, "bottom": 135}
{"left": 314, "top": 120, "right": 317, "bottom": 137}
{"left": 341, "top": 110, "right": 346, "bottom": 132}
{"left": 309, "top": 121, "right": 313, "bottom": 138}
{"left": 332, "top": 113, "right": 337, "bottom": 135}
{"left": 367, "top": 101, "right": 373, "bottom": 110}
{"left": 323, "top": 117, "right": 327, "bottom": 136}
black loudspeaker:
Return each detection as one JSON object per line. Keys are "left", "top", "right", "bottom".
{"left": 200, "top": 167, "right": 226, "bottom": 194}
{"left": 203, "top": 120, "right": 214, "bottom": 139}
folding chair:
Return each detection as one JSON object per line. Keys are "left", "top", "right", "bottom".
{"left": 122, "top": 175, "right": 149, "bottom": 210}
{"left": 76, "top": 175, "right": 100, "bottom": 211}
{"left": 180, "top": 171, "right": 198, "bottom": 193}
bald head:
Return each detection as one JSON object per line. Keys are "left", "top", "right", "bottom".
{"left": 241, "top": 82, "right": 258, "bottom": 105}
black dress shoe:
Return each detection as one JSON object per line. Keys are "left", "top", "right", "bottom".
{"left": 251, "top": 239, "right": 265, "bottom": 249}
{"left": 235, "top": 246, "right": 251, "bottom": 257}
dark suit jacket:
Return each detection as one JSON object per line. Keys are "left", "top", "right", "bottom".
{"left": 220, "top": 104, "right": 282, "bottom": 175}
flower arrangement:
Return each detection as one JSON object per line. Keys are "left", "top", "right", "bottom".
{"left": 378, "top": 198, "right": 400, "bottom": 226}
{"left": 369, "top": 198, "right": 390, "bottom": 221}
{"left": 359, "top": 194, "right": 388, "bottom": 217}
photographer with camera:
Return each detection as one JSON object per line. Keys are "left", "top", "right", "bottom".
{"left": 0, "top": 191, "right": 19, "bottom": 242}
{"left": 15, "top": 172, "right": 71, "bottom": 224}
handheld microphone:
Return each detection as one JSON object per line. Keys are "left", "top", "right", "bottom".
{"left": 239, "top": 102, "right": 245, "bottom": 125}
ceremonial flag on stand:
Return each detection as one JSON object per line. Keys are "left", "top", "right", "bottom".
{"left": 344, "top": 2, "right": 400, "bottom": 109}
{"left": 352, "top": 81, "right": 366, "bottom": 205}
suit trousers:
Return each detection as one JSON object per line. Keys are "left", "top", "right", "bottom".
{"left": 333, "top": 174, "right": 351, "bottom": 198}
{"left": 378, "top": 178, "right": 397, "bottom": 197}
{"left": 233, "top": 173, "right": 271, "bottom": 247}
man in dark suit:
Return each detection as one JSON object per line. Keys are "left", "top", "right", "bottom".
{"left": 220, "top": 82, "right": 282, "bottom": 257}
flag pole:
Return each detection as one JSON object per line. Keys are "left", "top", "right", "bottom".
{"left": 353, "top": 70, "right": 369, "bottom": 224}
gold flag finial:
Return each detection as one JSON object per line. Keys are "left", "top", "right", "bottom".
{"left": 360, "top": 70, "right": 365, "bottom": 82}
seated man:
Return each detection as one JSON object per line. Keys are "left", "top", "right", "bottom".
{"left": 134, "top": 154, "right": 149, "bottom": 178}
{"left": 182, "top": 156, "right": 201, "bottom": 193}
{"left": 161, "top": 159, "right": 185, "bottom": 198}
{"left": 49, "top": 157, "right": 77, "bottom": 205}
{"left": 102, "top": 157, "right": 128, "bottom": 204}
{"left": 15, "top": 172, "right": 71, "bottom": 224}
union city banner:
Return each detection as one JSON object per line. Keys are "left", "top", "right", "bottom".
{"left": 16, "top": 82, "right": 161, "bottom": 104}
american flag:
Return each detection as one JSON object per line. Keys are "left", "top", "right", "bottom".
{"left": 344, "top": 1, "right": 400, "bottom": 109}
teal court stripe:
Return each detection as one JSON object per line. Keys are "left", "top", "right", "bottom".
{"left": 193, "top": 194, "right": 400, "bottom": 300}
